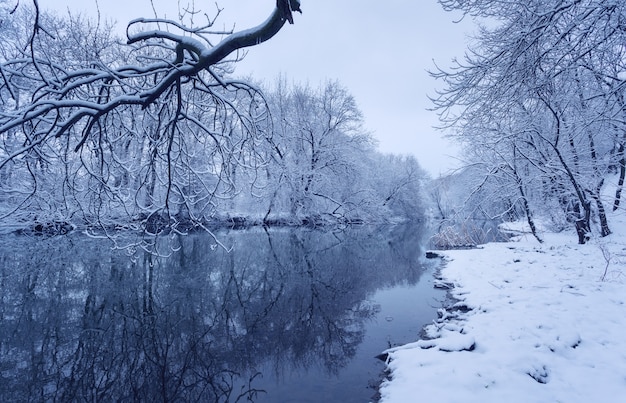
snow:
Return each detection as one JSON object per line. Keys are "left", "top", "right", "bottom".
{"left": 379, "top": 210, "right": 626, "bottom": 402}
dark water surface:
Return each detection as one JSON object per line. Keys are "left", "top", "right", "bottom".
{"left": 0, "top": 225, "right": 444, "bottom": 402}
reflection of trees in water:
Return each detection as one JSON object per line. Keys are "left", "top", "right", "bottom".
{"left": 0, "top": 224, "right": 430, "bottom": 401}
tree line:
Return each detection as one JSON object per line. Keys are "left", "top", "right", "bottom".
{"left": 0, "top": 2, "right": 427, "bottom": 236}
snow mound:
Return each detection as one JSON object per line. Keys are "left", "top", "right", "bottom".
{"left": 416, "top": 333, "right": 476, "bottom": 352}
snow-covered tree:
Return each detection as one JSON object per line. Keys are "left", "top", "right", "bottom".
{"left": 0, "top": 1, "right": 301, "bottom": 234}
{"left": 263, "top": 80, "right": 378, "bottom": 224}
{"left": 433, "top": 0, "right": 626, "bottom": 243}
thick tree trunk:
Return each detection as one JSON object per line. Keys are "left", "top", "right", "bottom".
{"left": 574, "top": 202, "right": 591, "bottom": 245}
{"left": 597, "top": 200, "right": 611, "bottom": 237}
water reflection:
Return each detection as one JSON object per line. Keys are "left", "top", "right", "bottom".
{"left": 0, "top": 225, "right": 433, "bottom": 402}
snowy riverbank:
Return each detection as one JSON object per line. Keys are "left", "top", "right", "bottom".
{"left": 379, "top": 212, "right": 626, "bottom": 402}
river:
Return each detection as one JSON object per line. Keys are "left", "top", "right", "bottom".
{"left": 0, "top": 224, "right": 444, "bottom": 402}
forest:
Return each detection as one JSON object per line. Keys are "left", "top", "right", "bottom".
{"left": 2, "top": 0, "right": 626, "bottom": 247}
{"left": 0, "top": 1, "right": 427, "bottom": 241}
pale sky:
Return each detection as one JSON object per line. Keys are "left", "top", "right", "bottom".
{"left": 43, "top": 0, "right": 473, "bottom": 176}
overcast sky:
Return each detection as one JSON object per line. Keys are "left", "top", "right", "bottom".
{"left": 44, "top": 0, "right": 474, "bottom": 176}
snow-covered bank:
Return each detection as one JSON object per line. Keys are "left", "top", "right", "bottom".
{"left": 379, "top": 214, "right": 626, "bottom": 402}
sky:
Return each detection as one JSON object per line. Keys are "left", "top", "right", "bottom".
{"left": 43, "top": 0, "right": 474, "bottom": 176}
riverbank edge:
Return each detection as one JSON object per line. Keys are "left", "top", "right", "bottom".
{"left": 372, "top": 252, "right": 464, "bottom": 401}
{"left": 377, "top": 222, "right": 626, "bottom": 402}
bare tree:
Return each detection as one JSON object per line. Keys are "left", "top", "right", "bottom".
{"left": 264, "top": 80, "right": 379, "bottom": 224}
{"left": 0, "top": 0, "right": 302, "bottom": 234}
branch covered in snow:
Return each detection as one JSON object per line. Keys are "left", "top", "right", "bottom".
{"left": 0, "top": 1, "right": 299, "bottom": 148}
{"left": 0, "top": 2, "right": 301, "bottom": 237}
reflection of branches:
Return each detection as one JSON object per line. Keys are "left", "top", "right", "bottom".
{"left": 0, "top": 225, "right": 429, "bottom": 401}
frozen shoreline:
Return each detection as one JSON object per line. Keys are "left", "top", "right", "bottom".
{"left": 379, "top": 213, "right": 626, "bottom": 402}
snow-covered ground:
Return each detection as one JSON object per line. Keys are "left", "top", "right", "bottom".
{"left": 379, "top": 210, "right": 626, "bottom": 402}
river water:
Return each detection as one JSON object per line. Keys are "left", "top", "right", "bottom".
{"left": 0, "top": 224, "right": 444, "bottom": 402}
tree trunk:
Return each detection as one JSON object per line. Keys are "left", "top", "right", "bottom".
{"left": 512, "top": 162, "right": 542, "bottom": 243}
{"left": 614, "top": 143, "right": 625, "bottom": 211}
{"left": 520, "top": 189, "right": 542, "bottom": 243}
{"left": 574, "top": 202, "right": 591, "bottom": 245}
{"left": 593, "top": 179, "right": 611, "bottom": 237}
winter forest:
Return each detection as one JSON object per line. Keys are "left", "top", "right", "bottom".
{"left": 0, "top": 1, "right": 426, "bottom": 243}
{"left": 0, "top": 0, "right": 624, "bottom": 247}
